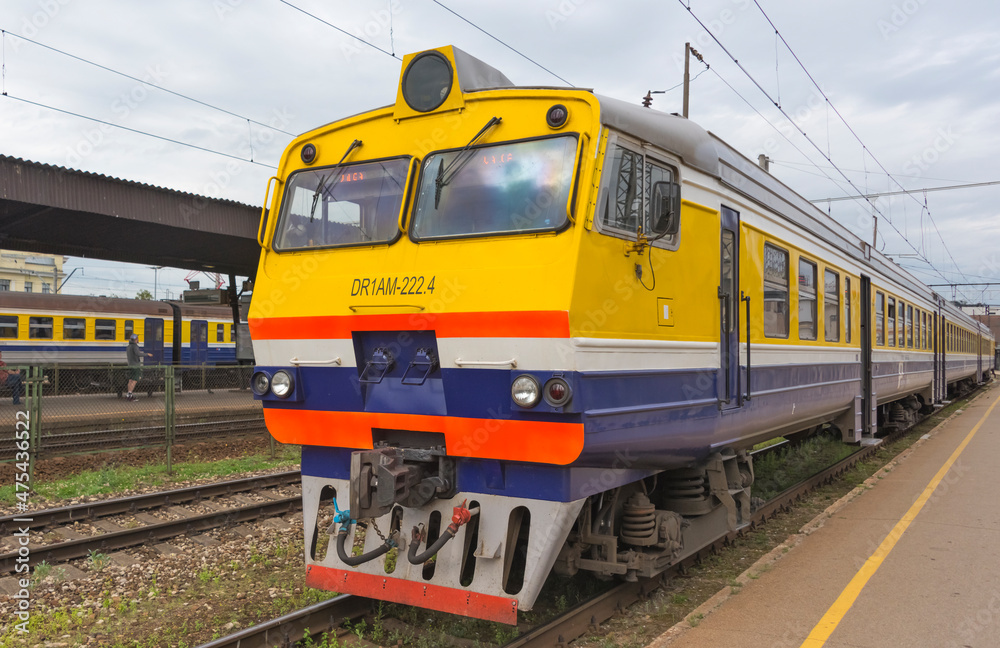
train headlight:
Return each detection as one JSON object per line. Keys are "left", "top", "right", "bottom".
{"left": 301, "top": 143, "right": 317, "bottom": 164}
{"left": 546, "top": 104, "right": 569, "bottom": 129}
{"left": 402, "top": 51, "right": 453, "bottom": 113}
{"left": 511, "top": 375, "right": 541, "bottom": 408}
{"left": 271, "top": 370, "right": 295, "bottom": 398}
{"left": 251, "top": 371, "right": 271, "bottom": 396}
{"left": 543, "top": 377, "right": 572, "bottom": 407}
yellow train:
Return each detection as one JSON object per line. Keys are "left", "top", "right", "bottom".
{"left": 248, "top": 46, "right": 994, "bottom": 623}
{"left": 0, "top": 293, "right": 240, "bottom": 391}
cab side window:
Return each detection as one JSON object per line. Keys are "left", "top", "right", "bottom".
{"left": 600, "top": 143, "right": 680, "bottom": 246}
{"left": 602, "top": 146, "right": 643, "bottom": 234}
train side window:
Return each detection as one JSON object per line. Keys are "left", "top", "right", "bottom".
{"left": 124, "top": 320, "right": 134, "bottom": 341}
{"left": 844, "top": 277, "right": 852, "bottom": 344}
{"left": 763, "top": 243, "right": 789, "bottom": 338}
{"left": 898, "top": 302, "right": 906, "bottom": 348}
{"left": 0, "top": 315, "right": 17, "bottom": 339}
{"left": 602, "top": 145, "right": 644, "bottom": 234}
{"left": 63, "top": 317, "right": 86, "bottom": 340}
{"left": 824, "top": 269, "right": 840, "bottom": 342}
{"left": 95, "top": 319, "right": 116, "bottom": 341}
{"left": 875, "top": 292, "right": 884, "bottom": 346}
{"left": 230, "top": 324, "right": 235, "bottom": 342}
{"left": 798, "top": 258, "right": 818, "bottom": 341}
{"left": 29, "top": 316, "right": 53, "bottom": 340}
{"left": 217, "top": 324, "right": 225, "bottom": 342}
{"left": 906, "top": 305, "right": 913, "bottom": 348}
{"left": 887, "top": 298, "right": 896, "bottom": 346}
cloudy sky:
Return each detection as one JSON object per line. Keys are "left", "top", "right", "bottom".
{"left": 1, "top": 0, "right": 998, "bottom": 304}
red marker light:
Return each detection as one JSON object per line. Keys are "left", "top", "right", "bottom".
{"left": 543, "top": 377, "right": 571, "bottom": 407}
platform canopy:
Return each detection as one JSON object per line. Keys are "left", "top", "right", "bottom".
{"left": 0, "top": 155, "right": 262, "bottom": 277}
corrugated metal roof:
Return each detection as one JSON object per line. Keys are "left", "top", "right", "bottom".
{"left": 0, "top": 155, "right": 261, "bottom": 276}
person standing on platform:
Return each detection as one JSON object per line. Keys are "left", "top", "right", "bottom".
{"left": 0, "top": 350, "right": 23, "bottom": 405}
{"left": 126, "top": 333, "right": 152, "bottom": 401}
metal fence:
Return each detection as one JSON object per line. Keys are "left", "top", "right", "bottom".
{"left": 0, "top": 363, "right": 268, "bottom": 478}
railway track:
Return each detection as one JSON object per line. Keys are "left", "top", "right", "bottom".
{"left": 195, "top": 386, "right": 986, "bottom": 648}
{"left": 0, "top": 416, "right": 267, "bottom": 460}
{"left": 0, "top": 470, "right": 302, "bottom": 574}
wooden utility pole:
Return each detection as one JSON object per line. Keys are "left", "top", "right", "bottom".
{"left": 682, "top": 42, "right": 691, "bottom": 118}
{"left": 682, "top": 43, "right": 705, "bottom": 118}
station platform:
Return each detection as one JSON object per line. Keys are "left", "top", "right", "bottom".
{"left": 653, "top": 382, "right": 1000, "bottom": 648}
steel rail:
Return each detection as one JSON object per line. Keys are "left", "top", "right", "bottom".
{"left": 193, "top": 594, "right": 373, "bottom": 648}
{"left": 0, "top": 495, "right": 302, "bottom": 574}
{"left": 0, "top": 470, "right": 300, "bottom": 534}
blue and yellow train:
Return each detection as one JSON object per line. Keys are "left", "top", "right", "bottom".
{"left": 0, "top": 293, "right": 239, "bottom": 388}
{"left": 249, "top": 46, "right": 994, "bottom": 623}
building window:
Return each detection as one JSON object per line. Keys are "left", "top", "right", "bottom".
{"left": 798, "top": 258, "right": 818, "bottom": 341}
{"left": 29, "top": 316, "right": 53, "bottom": 339}
{"left": 763, "top": 243, "right": 789, "bottom": 338}
{"left": 42, "top": 283, "right": 51, "bottom": 294}
{"left": 824, "top": 269, "right": 840, "bottom": 342}
{"left": 63, "top": 317, "right": 86, "bottom": 340}
{"left": 95, "top": 319, "right": 116, "bottom": 341}
{"left": 875, "top": 292, "right": 884, "bottom": 346}
{"left": 0, "top": 315, "right": 17, "bottom": 339}
{"left": 0, "top": 280, "right": 9, "bottom": 291}
{"left": 24, "top": 282, "right": 32, "bottom": 293}
{"left": 887, "top": 298, "right": 896, "bottom": 346}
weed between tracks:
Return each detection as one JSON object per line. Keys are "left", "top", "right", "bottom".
{"left": 0, "top": 438, "right": 300, "bottom": 512}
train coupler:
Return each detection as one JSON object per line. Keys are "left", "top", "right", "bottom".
{"left": 349, "top": 446, "right": 456, "bottom": 520}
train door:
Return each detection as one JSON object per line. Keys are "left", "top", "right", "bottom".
{"left": 860, "top": 275, "right": 874, "bottom": 437}
{"left": 719, "top": 206, "right": 741, "bottom": 410}
{"left": 940, "top": 313, "right": 947, "bottom": 400}
{"left": 932, "top": 312, "right": 940, "bottom": 402}
{"left": 189, "top": 320, "right": 208, "bottom": 366}
{"left": 144, "top": 318, "right": 165, "bottom": 364}
{"left": 977, "top": 331, "right": 983, "bottom": 381}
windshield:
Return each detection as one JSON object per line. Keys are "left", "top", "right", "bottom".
{"left": 274, "top": 157, "right": 410, "bottom": 250}
{"left": 411, "top": 136, "right": 578, "bottom": 239}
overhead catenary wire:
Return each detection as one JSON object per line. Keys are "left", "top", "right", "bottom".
{"left": 3, "top": 93, "right": 276, "bottom": 170}
{"left": 279, "top": 0, "right": 401, "bottom": 60}
{"left": 430, "top": 0, "right": 574, "bottom": 87}
{"left": 746, "top": 0, "right": 969, "bottom": 285}
{"left": 675, "top": 0, "right": 956, "bottom": 288}
{"left": 0, "top": 29, "right": 296, "bottom": 136}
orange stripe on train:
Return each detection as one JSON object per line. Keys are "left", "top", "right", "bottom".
{"left": 263, "top": 408, "right": 584, "bottom": 466}
{"left": 248, "top": 310, "right": 569, "bottom": 340}
{"left": 306, "top": 565, "right": 518, "bottom": 625}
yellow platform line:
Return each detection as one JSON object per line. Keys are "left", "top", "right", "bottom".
{"left": 800, "top": 393, "right": 1000, "bottom": 647}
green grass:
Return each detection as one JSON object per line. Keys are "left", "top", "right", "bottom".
{"left": 752, "top": 433, "right": 857, "bottom": 501}
{"left": 0, "top": 445, "right": 300, "bottom": 506}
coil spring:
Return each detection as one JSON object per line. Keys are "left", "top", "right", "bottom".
{"left": 621, "top": 497, "right": 656, "bottom": 542}
{"left": 663, "top": 474, "right": 708, "bottom": 500}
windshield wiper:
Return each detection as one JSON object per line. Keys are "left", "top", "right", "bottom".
{"left": 310, "top": 138, "right": 363, "bottom": 221}
{"left": 434, "top": 116, "right": 501, "bottom": 208}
